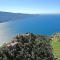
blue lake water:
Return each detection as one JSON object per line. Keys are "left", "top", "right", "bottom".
{"left": 0, "top": 14, "right": 60, "bottom": 45}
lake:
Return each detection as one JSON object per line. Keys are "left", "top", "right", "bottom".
{"left": 0, "top": 14, "right": 60, "bottom": 45}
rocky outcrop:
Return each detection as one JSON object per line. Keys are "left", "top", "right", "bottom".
{"left": 0, "top": 33, "right": 55, "bottom": 60}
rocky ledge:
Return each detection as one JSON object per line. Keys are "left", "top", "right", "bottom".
{"left": 0, "top": 33, "right": 55, "bottom": 60}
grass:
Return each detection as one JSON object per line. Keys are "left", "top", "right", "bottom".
{"left": 52, "top": 40, "right": 60, "bottom": 60}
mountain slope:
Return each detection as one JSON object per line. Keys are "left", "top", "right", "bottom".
{"left": 0, "top": 33, "right": 55, "bottom": 60}
{"left": 0, "top": 11, "right": 35, "bottom": 23}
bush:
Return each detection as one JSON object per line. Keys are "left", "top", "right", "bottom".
{"left": 0, "top": 33, "right": 55, "bottom": 60}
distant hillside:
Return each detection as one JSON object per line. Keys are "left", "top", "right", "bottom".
{"left": 0, "top": 11, "right": 36, "bottom": 23}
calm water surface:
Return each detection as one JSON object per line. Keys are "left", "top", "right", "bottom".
{"left": 0, "top": 14, "right": 60, "bottom": 45}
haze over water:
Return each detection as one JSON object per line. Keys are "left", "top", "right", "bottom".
{"left": 0, "top": 14, "right": 60, "bottom": 45}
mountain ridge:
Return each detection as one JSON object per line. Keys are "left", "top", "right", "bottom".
{"left": 0, "top": 11, "right": 38, "bottom": 23}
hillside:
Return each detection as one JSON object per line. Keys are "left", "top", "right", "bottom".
{"left": 51, "top": 32, "right": 60, "bottom": 60}
{"left": 0, "top": 11, "right": 36, "bottom": 23}
{"left": 0, "top": 33, "right": 55, "bottom": 60}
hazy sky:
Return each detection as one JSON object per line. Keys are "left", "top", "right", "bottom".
{"left": 0, "top": 0, "right": 60, "bottom": 14}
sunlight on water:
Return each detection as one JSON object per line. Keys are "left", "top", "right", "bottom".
{"left": 0, "top": 22, "right": 13, "bottom": 46}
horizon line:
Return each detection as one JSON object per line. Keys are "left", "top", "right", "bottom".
{"left": 0, "top": 11, "right": 60, "bottom": 15}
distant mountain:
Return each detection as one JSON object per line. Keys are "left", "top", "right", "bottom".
{"left": 0, "top": 11, "right": 36, "bottom": 23}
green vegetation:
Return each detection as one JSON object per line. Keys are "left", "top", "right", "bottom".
{"left": 0, "top": 33, "right": 55, "bottom": 60}
{"left": 52, "top": 40, "right": 60, "bottom": 60}
{"left": 2, "top": 32, "right": 60, "bottom": 60}
{"left": 51, "top": 32, "right": 60, "bottom": 60}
